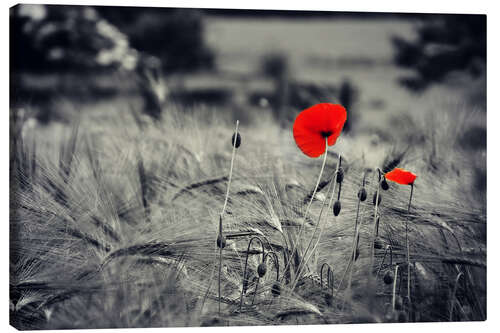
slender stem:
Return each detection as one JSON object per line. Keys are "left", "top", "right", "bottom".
{"left": 369, "top": 169, "right": 382, "bottom": 276}
{"left": 221, "top": 120, "right": 239, "bottom": 217}
{"left": 287, "top": 153, "right": 340, "bottom": 292}
{"left": 252, "top": 278, "right": 260, "bottom": 305}
{"left": 375, "top": 245, "right": 392, "bottom": 281}
{"left": 282, "top": 137, "right": 329, "bottom": 282}
{"left": 392, "top": 265, "right": 400, "bottom": 312}
{"left": 205, "top": 120, "right": 239, "bottom": 317}
{"left": 406, "top": 184, "right": 414, "bottom": 320}
{"left": 239, "top": 237, "right": 265, "bottom": 311}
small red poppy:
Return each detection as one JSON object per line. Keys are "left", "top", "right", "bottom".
{"left": 385, "top": 168, "right": 417, "bottom": 185}
{"left": 293, "top": 103, "right": 347, "bottom": 158}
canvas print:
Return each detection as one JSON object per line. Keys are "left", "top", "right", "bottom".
{"left": 9, "top": 4, "right": 486, "bottom": 329}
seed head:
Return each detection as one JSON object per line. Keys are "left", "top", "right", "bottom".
{"left": 217, "top": 234, "right": 226, "bottom": 249}
{"left": 373, "top": 192, "right": 382, "bottom": 206}
{"left": 383, "top": 271, "right": 394, "bottom": 285}
{"left": 381, "top": 179, "right": 389, "bottom": 191}
{"left": 336, "top": 167, "right": 344, "bottom": 183}
{"left": 271, "top": 281, "right": 281, "bottom": 297}
{"left": 358, "top": 187, "right": 367, "bottom": 201}
{"left": 333, "top": 200, "right": 341, "bottom": 216}
{"left": 232, "top": 132, "right": 241, "bottom": 148}
{"left": 257, "top": 262, "right": 267, "bottom": 277}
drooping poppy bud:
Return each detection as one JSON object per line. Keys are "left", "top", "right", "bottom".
{"left": 336, "top": 167, "right": 344, "bottom": 183}
{"left": 381, "top": 178, "right": 389, "bottom": 191}
{"left": 232, "top": 132, "right": 241, "bottom": 148}
{"left": 293, "top": 103, "right": 347, "bottom": 158}
{"left": 333, "top": 200, "right": 341, "bottom": 216}
{"left": 271, "top": 281, "right": 281, "bottom": 297}
{"left": 358, "top": 187, "right": 367, "bottom": 201}
{"left": 257, "top": 262, "right": 267, "bottom": 277}
{"left": 383, "top": 271, "right": 394, "bottom": 285}
{"left": 373, "top": 193, "right": 382, "bottom": 206}
{"left": 217, "top": 234, "right": 226, "bottom": 249}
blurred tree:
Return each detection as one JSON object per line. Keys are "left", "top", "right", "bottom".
{"left": 10, "top": 5, "right": 138, "bottom": 73}
{"left": 392, "top": 14, "right": 486, "bottom": 91}
{"left": 96, "top": 7, "right": 214, "bottom": 73}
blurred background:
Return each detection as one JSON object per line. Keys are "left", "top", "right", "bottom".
{"left": 10, "top": 5, "right": 486, "bottom": 135}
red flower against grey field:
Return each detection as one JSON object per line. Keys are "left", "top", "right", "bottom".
{"left": 293, "top": 103, "right": 347, "bottom": 158}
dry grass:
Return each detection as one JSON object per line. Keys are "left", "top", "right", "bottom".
{"left": 10, "top": 96, "right": 486, "bottom": 329}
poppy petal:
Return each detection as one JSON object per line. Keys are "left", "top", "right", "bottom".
{"left": 293, "top": 103, "right": 347, "bottom": 158}
{"left": 385, "top": 168, "right": 417, "bottom": 185}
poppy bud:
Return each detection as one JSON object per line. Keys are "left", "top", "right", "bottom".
{"left": 216, "top": 234, "right": 226, "bottom": 248}
{"left": 336, "top": 167, "right": 344, "bottom": 183}
{"left": 373, "top": 193, "right": 382, "bottom": 206}
{"left": 394, "top": 296, "right": 403, "bottom": 310}
{"left": 354, "top": 248, "right": 360, "bottom": 261}
{"left": 271, "top": 281, "right": 281, "bottom": 297}
{"left": 333, "top": 200, "right": 341, "bottom": 216}
{"left": 374, "top": 237, "right": 384, "bottom": 249}
{"left": 358, "top": 187, "right": 367, "bottom": 201}
{"left": 383, "top": 271, "right": 394, "bottom": 285}
{"left": 381, "top": 179, "right": 389, "bottom": 191}
{"left": 231, "top": 132, "right": 241, "bottom": 148}
{"left": 257, "top": 262, "right": 267, "bottom": 277}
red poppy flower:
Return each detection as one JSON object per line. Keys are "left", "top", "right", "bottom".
{"left": 385, "top": 168, "right": 417, "bottom": 185}
{"left": 293, "top": 103, "right": 347, "bottom": 158}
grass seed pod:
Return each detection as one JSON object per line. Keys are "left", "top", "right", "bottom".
{"left": 257, "top": 262, "right": 267, "bottom": 277}
{"left": 231, "top": 132, "right": 241, "bottom": 148}
{"left": 271, "top": 281, "right": 281, "bottom": 297}
{"left": 336, "top": 167, "right": 344, "bottom": 183}
{"left": 333, "top": 200, "right": 341, "bottom": 216}
{"left": 384, "top": 271, "right": 395, "bottom": 285}
{"left": 216, "top": 234, "right": 226, "bottom": 249}
{"left": 358, "top": 187, "right": 367, "bottom": 201}
{"left": 373, "top": 192, "right": 382, "bottom": 206}
{"left": 381, "top": 178, "right": 389, "bottom": 191}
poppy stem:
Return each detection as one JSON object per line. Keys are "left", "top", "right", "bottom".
{"left": 292, "top": 153, "right": 340, "bottom": 286}
{"left": 392, "top": 265, "right": 400, "bottom": 312}
{"left": 406, "top": 183, "right": 414, "bottom": 320}
{"left": 282, "top": 137, "right": 329, "bottom": 283}
{"left": 221, "top": 120, "right": 239, "bottom": 217}
{"left": 203, "top": 120, "right": 239, "bottom": 317}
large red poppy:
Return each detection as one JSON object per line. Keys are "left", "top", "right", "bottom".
{"left": 293, "top": 103, "right": 347, "bottom": 158}
{"left": 385, "top": 168, "right": 417, "bottom": 185}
